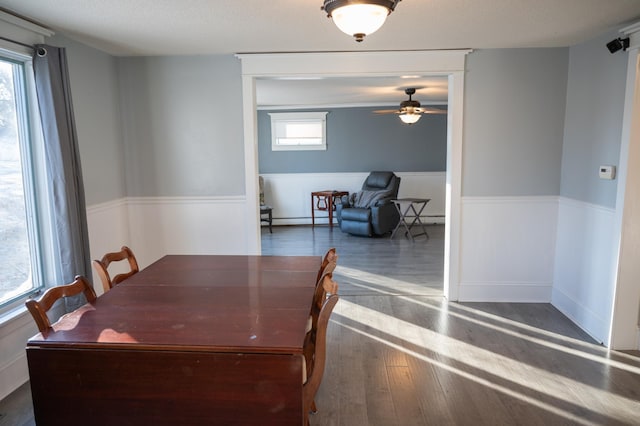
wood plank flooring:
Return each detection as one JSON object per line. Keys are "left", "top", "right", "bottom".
{"left": 263, "top": 225, "right": 640, "bottom": 425}
{"left": 2, "top": 224, "right": 639, "bottom": 425}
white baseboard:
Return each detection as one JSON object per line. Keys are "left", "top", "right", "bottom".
{"left": 272, "top": 215, "right": 446, "bottom": 227}
{"left": 551, "top": 287, "right": 607, "bottom": 344}
{"left": 458, "top": 282, "right": 552, "bottom": 302}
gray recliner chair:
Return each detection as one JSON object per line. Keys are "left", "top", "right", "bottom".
{"left": 336, "top": 171, "right": 401, "bottom": 237}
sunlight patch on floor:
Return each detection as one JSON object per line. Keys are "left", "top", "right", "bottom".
{"left": 337, "top": 266, "right": 640, "bottom": 373}
{"left": 333, "top": 317, "right": 601, "bottom": 426}
{"left": 333, "top": 299, "right": 640, "bottom": 424}
{"left": 419, "top": 298, "right": 640, "bottom": 374}
{"left": 335, "top": 265, "right": 442, "bottom": 293}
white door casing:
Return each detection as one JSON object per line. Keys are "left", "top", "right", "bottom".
{"left": 237, "top": 50, "right": 471, "bottom": 300}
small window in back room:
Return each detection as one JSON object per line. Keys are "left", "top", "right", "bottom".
{"left": 269, "top": 111, "right": 328, "bottom": 151}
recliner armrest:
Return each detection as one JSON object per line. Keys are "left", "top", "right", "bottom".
{"left": 339, "top": 194, "right": 352, "bottom": 207}
{"left": 374, "top": 198, "right": 394, "bottom": 207}
{"left": 370, "top": 202, "right": 401, "bottom": 235}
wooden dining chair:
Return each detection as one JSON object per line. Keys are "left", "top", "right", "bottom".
{"left": 303, "top": 293, "right": 339, "bottom": 426}
{"left": 92, "top": 245, "right": 139, "bottom": 292}
{"left": 25, "top": 275, "right": 97, "bottom": 333}
{"left": 309, "top": 271, "right": 338, "bottom": 335}
{"left": 306, "top": 258, "right": 337, "bottom": 335}
{"left": 316, "top": 247, "right": 337, "bottom": 284}
{"left": 308, "top": 247, "right": 337, "bottom": 333}
{"left": 303, "top": 274, "right": 339, "bottom": 415}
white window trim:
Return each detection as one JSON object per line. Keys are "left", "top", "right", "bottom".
{"left": 0, "top": 51, "right": 47, "bottom": 317}
{"left": 269, "top": 111, "right": 328, "bottom": 151}
{"left": 0, "top": 7, "right": 53, "bottom": 316}
{"left": 0, "top": 10, "right": 53, "bottom": 56}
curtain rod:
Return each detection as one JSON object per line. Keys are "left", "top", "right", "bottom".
{"left": 0, "top": 35, "right": 34, "bottom": 50}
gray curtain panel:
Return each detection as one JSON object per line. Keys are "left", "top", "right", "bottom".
{"left": 33, "top": 44, "right": 91, "bottom": 312}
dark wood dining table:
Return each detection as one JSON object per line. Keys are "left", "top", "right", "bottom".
{"left": 26, "top": 254, "right": 320, "bottom": 426}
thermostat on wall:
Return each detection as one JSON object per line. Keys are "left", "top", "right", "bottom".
{"left": 599, "top": 165, "right": 616, "bottom": 180}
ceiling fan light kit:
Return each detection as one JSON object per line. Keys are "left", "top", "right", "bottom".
{"left": 399, "top": 112, "right": 421, "bottom": 124}
{"left": 398, "top": 88, "right": 421, "bottom": 124}
{"left": 372, "top": 88, "right": 447, "bottom": 125}
{"left": 322, "top": 0, "right": 401, "bottom": 42}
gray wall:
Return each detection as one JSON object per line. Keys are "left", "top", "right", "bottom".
{"left": 561, "top": 30, "right": 627, "bottom": 208}
{"left": 258, "top": 107, "right": 447, "bottom": 173}
{"left": 57, "top": 41, "right": 575, "bottom": 202}
{"left": 118, "top": 55, "right": 245, "bottom": 197}
{"left": 463, "top": 48, "right": 569, "bottom": 197}
{"left": 48, "top": 34, "right": 126, "bottom": 205}
{"left": 57, "top": 41, "right": 609, "bottom": 207}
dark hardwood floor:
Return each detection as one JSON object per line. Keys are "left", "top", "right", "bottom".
{"left": 3, "top": 224, "right": 639, "bottom": 425}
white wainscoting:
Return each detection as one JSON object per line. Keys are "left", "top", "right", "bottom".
{"left": 86, "top": 198, "right": 131, "bottom": 295}
{"left": 458, "top": 196, "right": 559, "bottom": 302}
{"left": 0, "top": 310, "right": 37, "bottom": 401}
{"left": 126, "top": 196, "right": 248, "bottom": 268}
{"left": 261, "top": 172, "right": 446, "bottom": 226}
{"left": 87, "top": 195, "right": 248, "bottom": 274}
{"left": 552, "top": 197, "right": 617, "bottom": 344}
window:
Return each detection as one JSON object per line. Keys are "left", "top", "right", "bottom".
{"left": 269, "top": 112, "right": 328, "bottom": 151}
{"left": 0, "top": 52, "right": 44, "bottom": 312}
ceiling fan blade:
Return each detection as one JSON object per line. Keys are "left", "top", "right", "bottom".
{"left": 418, "top": 107, "right": 448, "bottom": 114}
{"left": 372, "top": 109, "right": 400, "bottom": 114}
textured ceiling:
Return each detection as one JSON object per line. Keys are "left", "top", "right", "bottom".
{"left": 256, "top": 76, "right": 449, "bottom": 108}
{"left": 2, "top": 0, "right": 638, "bottom": 107}
{"left": 1, "top": 0, "right": 639, "bottom": 56}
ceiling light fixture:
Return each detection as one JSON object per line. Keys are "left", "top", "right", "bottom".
{"left": 399, "top": 112, "right": 421, "bottom": 125}
{"left": 322, "top": 0, "right": 401, "bottom": 42}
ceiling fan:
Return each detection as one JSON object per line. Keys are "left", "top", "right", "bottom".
{"left": 373, "top": 88, "right": 447, "bottom": 124}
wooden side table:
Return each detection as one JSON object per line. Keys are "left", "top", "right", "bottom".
{"left": 390, "top": 198, "right": 431, "bottom": 241}
{"left": 311, "top": 190, "right": 349, "bottom": 228}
